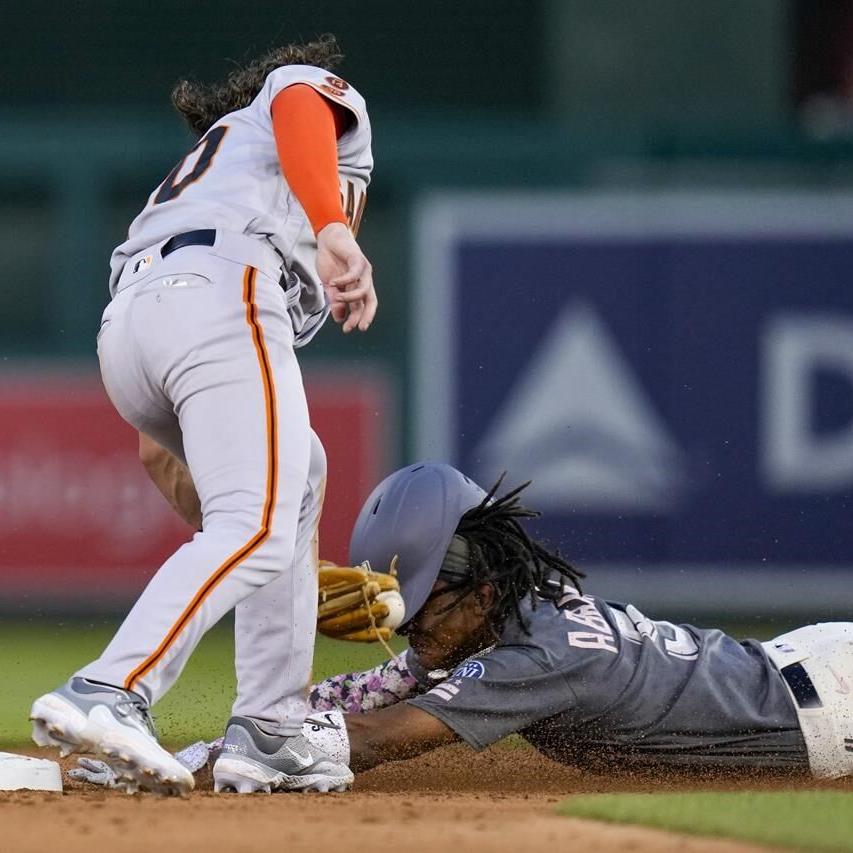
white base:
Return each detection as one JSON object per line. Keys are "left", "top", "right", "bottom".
{"left": 0, "top": 752, "right": 63, "bottom": 792}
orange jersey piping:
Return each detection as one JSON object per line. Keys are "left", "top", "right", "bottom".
{"left": 124, "top": 266, "right": 278, "bottom": 692}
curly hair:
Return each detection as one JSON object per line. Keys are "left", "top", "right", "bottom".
{"left": 437, "top": 475, "right": 585, "bottom": 636}
{"left": 171, "top": 34, "right": 344, "bottom": 136}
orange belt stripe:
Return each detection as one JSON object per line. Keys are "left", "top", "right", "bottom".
{"left": 124, "top": 265, "right": 279, "bottom": 692}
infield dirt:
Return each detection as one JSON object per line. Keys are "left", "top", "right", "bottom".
{"left": 4, "top": 745, "right": 851, "bottom": 853}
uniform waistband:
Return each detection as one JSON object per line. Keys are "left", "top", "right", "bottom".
{"left": 114, "top": 230, "right": 301, "bottom": 308}
{"left": 778, "top": 662, "right": 822, "bottom": 709}
{"left": 763, "top": 639, "right": 823, "bottom": 709}
{"left": 161, "top": 228, "right": 216, "bottom": 257}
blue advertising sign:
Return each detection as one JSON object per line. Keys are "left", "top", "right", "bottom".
{"left": 413, "top": 193, "right": 853, "bottom": 613}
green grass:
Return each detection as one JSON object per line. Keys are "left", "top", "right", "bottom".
{"left": 559, "top": 792, "right": 853, "bottom": 852}
{"left": 0, "top": 619, "right": 405, "bottom": 748}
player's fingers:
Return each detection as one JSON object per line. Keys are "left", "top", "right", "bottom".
{"left": 358, "top": 269, "right": 379, "bottom": 332}
{"left": 330, "top": 255, "right": 369, "bottom": 288}
{"left": 331, "top": 264, "right": 374, "bottom": 304}
{"left": 342, "top": 299, "right": 364, "bottom": 334}
{"left": 339, "top": 268, "right": 376, "bottom": 332}
{"left": 334, "top": 284, "right": 372, "bottom": 303}
{"left": 323, "top": 283, "right": 348, "bottom": 325}
{"left": 357, "top": 284, "right": 378, "bottom": 331}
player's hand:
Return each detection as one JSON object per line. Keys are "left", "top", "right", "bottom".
{"left": 68, "top": 757, "right": 118, "bottom": 788}
{"left": 68, "top": 739, "right": 220, "bottom": 788}
{"left": 316, "top": 221, "right": 377, "bottom": 333}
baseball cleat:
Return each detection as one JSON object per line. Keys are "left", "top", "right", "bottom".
{"left": 212, "top": 716, "right": 353, "bottom": 794}
{"left": 30, "top": 677, "right": 194, "bottom": 796}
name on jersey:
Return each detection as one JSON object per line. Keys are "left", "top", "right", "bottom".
{"left": 559, "top": 587, "right": 618, "bottom": 655}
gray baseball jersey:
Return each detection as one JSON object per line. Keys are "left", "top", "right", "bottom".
{"left": 410, "top": 587, "right": 808, "bottom": 772}
{"left": 109, "top": 64, "right": 372, "bottom": 346}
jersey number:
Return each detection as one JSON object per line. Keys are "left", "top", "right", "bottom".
{"left": 154, "top": 125, "right": 229, "bottom": 205}
{"left": 342, "top": 179, "right": 367, "bottom": 235}
{"left": 612, "top": 606, "right": 700, "bottom": 661}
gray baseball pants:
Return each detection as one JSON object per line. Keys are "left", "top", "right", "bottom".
{"left": 77, "top": 245, "right": 323, "bottom": 735}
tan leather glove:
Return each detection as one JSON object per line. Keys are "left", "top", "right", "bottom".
{"left": 317, "top": 560, "right": 404, "bottom": 643}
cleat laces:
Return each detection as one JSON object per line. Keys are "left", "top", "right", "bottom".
{"left": 114, "top": 693, "right": 157, "bottom": 738}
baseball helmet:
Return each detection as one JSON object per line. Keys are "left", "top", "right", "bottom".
{"left": 349, "top": 462, "right": 488, "bottom": 631}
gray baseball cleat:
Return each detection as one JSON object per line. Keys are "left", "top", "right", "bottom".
{"left": 213, "top": 716, "right": 353, "bottom": 794}
{"left": 30, "top": 677, "right": 194, "bottom": 795}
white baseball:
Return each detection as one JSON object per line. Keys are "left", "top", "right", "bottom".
{"left": 376, "top": 590, "right": 406, "bottom": 631}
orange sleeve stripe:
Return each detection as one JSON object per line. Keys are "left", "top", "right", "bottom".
{"left": 124, "top": 266, "right": 279, "bottom": 692}
{"left": 271, "top": 84, "right": 348, "bottom": 236}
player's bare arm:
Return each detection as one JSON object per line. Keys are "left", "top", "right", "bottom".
{"left": 345, "top": 702, "right": 457, "bottom": 772}
{"left": 316, "top": 221, "right": 376, "bottom": 333}
{"left": 137, "top": 432, "right": 202, "bottom": 530}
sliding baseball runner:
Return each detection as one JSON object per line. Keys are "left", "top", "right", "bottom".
{"left": 73, "top": 463, "right": 853, "bottom": 789}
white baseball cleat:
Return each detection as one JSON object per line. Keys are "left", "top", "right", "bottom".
{"left": 213, "top": 716, "right": 353, "bottom": 794}
{"left": 30, "top": 677, "right": 194, "bottom": 796}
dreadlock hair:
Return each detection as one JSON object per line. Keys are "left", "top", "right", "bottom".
{"left": 437, "top": 474, "right": 585, "bottom": 637}
{"left": 171, "top": 34, "right": 344, "bottom": 136}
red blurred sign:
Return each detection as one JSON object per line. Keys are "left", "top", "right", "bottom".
{"left": 0, "top": 368, "right": 392, "bottom": 608}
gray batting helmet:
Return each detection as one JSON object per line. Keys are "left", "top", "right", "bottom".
{"left": 348, "top": 462, "right": 488, "bottom": 631}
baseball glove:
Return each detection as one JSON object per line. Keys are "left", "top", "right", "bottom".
{"left": 317, "top": 559, "right": 404, "bottom": 644}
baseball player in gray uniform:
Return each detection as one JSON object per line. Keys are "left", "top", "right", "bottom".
{"left": 70, "top": 461, "right": 853, "bottom": 789}
{"left": 31, "top": 35, "right": 374, "bottom": 795}
{"left": 332, "top": 463, "right": 853, "bottom": 779}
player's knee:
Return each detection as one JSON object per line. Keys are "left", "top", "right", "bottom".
{"left": 202, "top": 511, "right": 296, "bottom": 570}
{"left": 203, "top": 507, "right": 264, "bottom": 540}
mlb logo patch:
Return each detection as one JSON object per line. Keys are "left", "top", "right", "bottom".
{"left": 453, "top": 660, "right": 485, "bottom": 679}
{"left": 132, "top": 255, "right": 153, "bottom": 275}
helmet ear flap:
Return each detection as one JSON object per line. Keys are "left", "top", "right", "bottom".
{"left": 438, "top": 535, "right": 470, "bottom": 579}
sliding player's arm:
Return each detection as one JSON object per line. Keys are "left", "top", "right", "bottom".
{"left": 344, "top": 701, "right": 458, "bottom": 772}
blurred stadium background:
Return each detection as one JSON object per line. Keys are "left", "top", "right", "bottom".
{"left": 2, "top": 0, "right": 853, "bottom": 743}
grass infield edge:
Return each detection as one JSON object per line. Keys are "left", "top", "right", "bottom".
{"left": 557, "top": 790, "right": 853, "bottom": 853}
